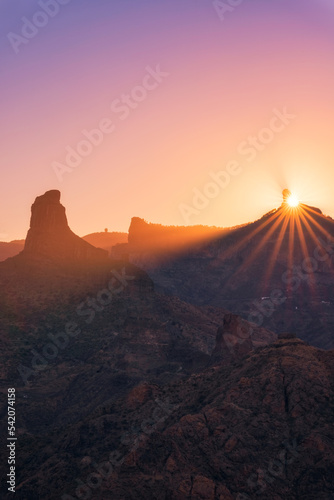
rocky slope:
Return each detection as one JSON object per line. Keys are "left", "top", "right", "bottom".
{"left": 104, "top": 337, "right": 334, "bottom": 500}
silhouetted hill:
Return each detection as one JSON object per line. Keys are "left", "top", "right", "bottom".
{"left": 127, "top": 216, "right": 231, "bottom": 254}
{"left": 0, "top": 240, "right": 24, "bottom": 261}
{"left": 127, "top": 200, "right": 334, "bottom": 349}
{"left": 82, "top": 231, "right": 128, "bottom": 254}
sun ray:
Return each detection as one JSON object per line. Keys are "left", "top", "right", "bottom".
{"left": 295, "top": 212, "right": 310, "bottom": 261}
{"left": 283, "top": 212, "right": 297, "bottom": 296}
{"left": 298, "top": 211, "right": 325, "bottom": 248}
{"left": 200, "top": 190, "right": 334, "bottom": 309}
{"left": 227, "top": 210, "right": 286, "bottom": 284}
{"left": 262, "top": 212, "right": 290, "bottom": 287}
{"left": 287, "top": 211, "right": 296, "bottom": 270}
{"left": 213, "top": 209, "right": 283, "bottom": 263}
{"left": 299, "top": 207, "right": 334, "bottom": 280}
{"left": 300, "top": 205, "right": 334, "bottom": 240}
{"left": 293, "top": 208, "right": 324, "bottom": 296}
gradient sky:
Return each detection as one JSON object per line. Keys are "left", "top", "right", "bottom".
{"left": 1, "top": 0, "right": 334, "bottom": 241}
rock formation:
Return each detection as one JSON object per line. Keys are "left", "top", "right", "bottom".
{"left": 211, "top": 313, "right": 277, "bottom": 363}
{"left": 211, "top": 313, "right": 252, "bottom": 362}
{"left": 22, "top": 190, "right": 108, "bottom": 264}
{"left": 282, "top": 188, "right": 292, "bottom": 204}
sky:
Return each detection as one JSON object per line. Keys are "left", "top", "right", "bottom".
{"left": 1, "top": 0, "right": 334, "bottom": 241}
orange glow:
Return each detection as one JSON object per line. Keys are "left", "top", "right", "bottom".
{"left": 220, "top": 198, "right": 334, "bottom": 298}
{"left": 287, "top": 194, "right": 300, "bottom": 207}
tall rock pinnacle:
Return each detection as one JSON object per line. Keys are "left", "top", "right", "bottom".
{"left": 23, "top": 190, "right": 108, "bottom": 264}
{"left": 282, "top": 188, "right": 292, "bottom": 204}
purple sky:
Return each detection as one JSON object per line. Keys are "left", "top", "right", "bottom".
{"left": 1, "top": 0, "right": 334, "bottom": 240}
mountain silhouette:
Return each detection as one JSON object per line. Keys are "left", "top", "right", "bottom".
{"left": 1, "top": 189, "right": 333, "bottom": 499}
{"left": 127, "top": 195, "right": 334, "bottom": 349}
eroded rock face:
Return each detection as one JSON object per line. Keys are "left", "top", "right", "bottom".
{"left": 99, "top": 338, "right": 334, "bottom": 500}
{"left": 211, "top": 313, "right": 277, "bottom": 364}
{"left": 23, "top": 190, "right": 108, "bottom": 264}
{"left": 212, "top": 314, "right": 253, "bottom": 361}
{"left": 28, "top": 190, "right": 67, "bottom": 232}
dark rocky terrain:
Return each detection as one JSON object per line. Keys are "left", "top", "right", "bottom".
{"left": 1, "top": 190, "right": 333, "bottom": 499}
{"left": 5, "top": 338, "right": 334, "bottom": 499}
{"left": 0, "top": 190, "right": 277, "bottom": 499}
{"left": 98, "top": 336, "right": 334, "bottom": 500}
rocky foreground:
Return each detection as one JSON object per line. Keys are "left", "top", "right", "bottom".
{"left": 8, "top": 337, "right": 334, "bottom": 499}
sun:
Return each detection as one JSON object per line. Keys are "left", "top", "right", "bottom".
{"left": 287, "top": 193, "right": 299, "bottom": 207}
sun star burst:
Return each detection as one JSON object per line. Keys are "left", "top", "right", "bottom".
{"left": 287, "top": 193, "right": 299, "bottom": 207}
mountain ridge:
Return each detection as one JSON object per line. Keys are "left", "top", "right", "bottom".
{"left": 126, "top": 200, "right": 334, "bottom": 349}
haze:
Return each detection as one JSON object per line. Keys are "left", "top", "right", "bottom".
{"left": 1, "top": 0, "right": 334, "bottom": 241}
